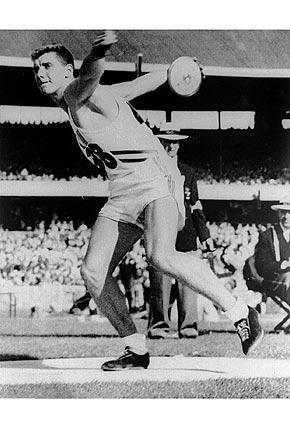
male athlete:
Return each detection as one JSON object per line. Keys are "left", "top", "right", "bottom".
{"left": 31, "top": 31, "right": 263, "bottom": 370}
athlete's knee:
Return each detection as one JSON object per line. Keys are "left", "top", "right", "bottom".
{"left": 80, "top": 262, "right": 106, "bottom": 297}
{"left": 147, "top": 248, "right": 175, "bottom": 272}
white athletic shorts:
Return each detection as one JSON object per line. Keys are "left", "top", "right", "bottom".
{"left": 98, "top": 151, "right": 185, "bottom": 231}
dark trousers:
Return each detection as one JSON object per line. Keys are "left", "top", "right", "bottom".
{"left": 148, "top": 266, "right": 198, "bottom": 334}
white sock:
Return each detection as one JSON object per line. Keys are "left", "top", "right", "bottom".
{"left": 122, "top": 333, "right": 147, "bottom": 355}
{"left": 224, "top": 297, "right": 249, "bottom": 324}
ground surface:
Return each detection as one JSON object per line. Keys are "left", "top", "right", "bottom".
{"left": 0, "top": 313, "right": 289, "bottom": 398}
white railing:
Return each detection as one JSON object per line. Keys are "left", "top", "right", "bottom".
{"left": 0, "top": 179, "right": 110, "bottom": 197}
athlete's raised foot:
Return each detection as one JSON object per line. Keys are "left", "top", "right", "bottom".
{"left": 101, "top": 346, "right": 150, "bottom": 371}
{"left": 235, "top": 306, "right": 264, "bottom": 355}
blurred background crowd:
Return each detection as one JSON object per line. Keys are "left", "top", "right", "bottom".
{"left": 1, "top": 161, "right": 289, "bottom": 185}
{"left": 0, "top": 219, "right": 267, "bottom": 315}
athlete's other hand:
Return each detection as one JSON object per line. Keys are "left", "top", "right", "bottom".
{"left": 91, "top": 30, "right": 118, "bottom": 56}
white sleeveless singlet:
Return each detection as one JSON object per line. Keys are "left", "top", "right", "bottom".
{"left": 67, "top": 92, "right": 185, "bottom": 230}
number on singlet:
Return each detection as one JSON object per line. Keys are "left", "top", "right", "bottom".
{"left": 76, "top": 130, "right": 118, "bottom": 171}
{"left": 88, "top": 144, "right": 118, "bottom": 169}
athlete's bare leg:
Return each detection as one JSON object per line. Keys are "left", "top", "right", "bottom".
{"left": 144, "top": 196, "right": 237, "bottom": 312}
{"left": 81, "top": 216, "right": 142, "bottom": 337}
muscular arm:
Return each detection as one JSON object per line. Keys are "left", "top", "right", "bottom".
{"left": 110, "top": 70, "right": 168, "bottom": 101}
{"left": 66, "top": 30, "right": 167, "bottom": 110}
{"left": 77, "top": 56, "right": 106, "bottom": 101}
{"left": 73, "top": 31, "right": 117, "bottom": 104}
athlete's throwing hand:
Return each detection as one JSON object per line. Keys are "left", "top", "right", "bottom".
{"left": 91, "top": 30, "right": 118, "bottom": 58}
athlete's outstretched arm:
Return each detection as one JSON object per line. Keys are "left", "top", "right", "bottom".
{"left": 75, "top": 31, "right": 117, "bottom": 102}
{"left": 111, "top": 70, "right": 168, "bottom": 101}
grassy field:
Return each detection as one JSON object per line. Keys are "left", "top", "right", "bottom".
{"left": 1, "top": 378, "right": 290, "bottom": 399}
{"left": 0, "top": 313, "right": 290, "bottom": 398}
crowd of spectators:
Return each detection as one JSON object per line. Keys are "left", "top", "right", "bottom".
{"left": 188, "top": 164, "right": 290, "bottom": 185}
{"left": 0, "top": 221, "right": 89, "bottom": 287}
{"left": 0, "top": 220, "right": 268, "bottom": 313}
{"left": 1, "top": 163, "right": 289, "bottom": 185}
{"left": 0, "top": 168, "right": 105, "bottom": 182}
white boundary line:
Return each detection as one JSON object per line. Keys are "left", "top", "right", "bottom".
{"left": 0, "top": 356, "right": 289, "bottom": 385}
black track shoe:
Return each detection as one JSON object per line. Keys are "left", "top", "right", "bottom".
{"left": 235, "top": 306, "right": 264, "bottom": 355}
{"left": 101, "top": 346, "right": 150, "bottom": 371}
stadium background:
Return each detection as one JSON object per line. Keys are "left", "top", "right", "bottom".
{"left": 1, "top": 29, "right": 290, "bottom": 314}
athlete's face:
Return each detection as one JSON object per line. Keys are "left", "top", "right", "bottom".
{"left": 33, "top": 52, "right": 73, "bottom": 97}
{"left": 279, "top": 209, "right": 290, "bottom": 230}
{"left": 161, "top": 140, "right": 180, "bottom": 158}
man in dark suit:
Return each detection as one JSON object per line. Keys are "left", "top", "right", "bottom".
{"left": 147, "top": 126, "right": 214, "bottom": 339}
{"left": 252, "top": 198, "right": 290, "bottom": 304}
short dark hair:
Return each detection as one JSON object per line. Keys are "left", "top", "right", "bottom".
{"left": 30, "top": 44, "right": 75, "bottom": 69}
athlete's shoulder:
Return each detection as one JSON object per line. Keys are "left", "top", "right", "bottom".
{"left": 101, "top": 84, "right": 125, "bottom": 101}
{"left": 64, "top": 79, "right": 111, "bottom": 104}
{"left": 65, "top": 82, "right": 119, "bottom": 120}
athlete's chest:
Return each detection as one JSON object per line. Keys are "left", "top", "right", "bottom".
{"left": 70, "top": 103, "right": 114, "bottom": 129}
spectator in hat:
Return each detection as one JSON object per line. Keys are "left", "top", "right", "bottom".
{"left": 147, "top": 124, "right": 215, "bottom": 339}
{"left": 244, "top": 197, "right": 290, "bottom": 305}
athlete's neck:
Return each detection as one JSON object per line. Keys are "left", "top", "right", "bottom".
{"left": 57, "top": 96, "right": 69, "bottom": 113}
{"left": 50, "top": 88, "right": 66, "bottom": 105}
{"left": 50, "top": 78, "right": 73, "bottom": 105}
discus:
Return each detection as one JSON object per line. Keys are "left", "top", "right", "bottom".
{"left": 168, "top": 56, "right": 203, "bottom": 97}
